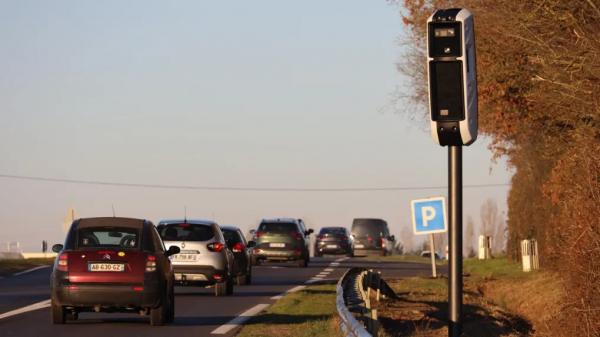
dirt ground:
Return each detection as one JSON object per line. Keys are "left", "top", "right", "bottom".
{"left": 373, "top": 275, "right": 555, "bottom": 337}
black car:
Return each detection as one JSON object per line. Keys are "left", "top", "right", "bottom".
{"left": 220, "top": 225, "right": 255, "bottom": 285}
{"left": 351, "top": 218, "right": 395, "bottom": 256}
{"left": 50, "top": 217, "right": 180, "bottom": 325}
{"left": 314, "top": 227, "right": 353, "bottom": 257}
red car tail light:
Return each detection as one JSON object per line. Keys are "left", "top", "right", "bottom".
{"left": 213, "top": 274, "right": 223, "bottom": 281}
{"left": 57, "top": 253, "right": 68, "bottom": 272}
{"left": 367, "top": 235, "right": 373, "bottom": 243}
{"left": 293, "top": 232, "right": 302, "bottom": 240}
{"left": 255, "top": 231, "right": 264, "bottom": 238}
{"left": 132, "top": 286, "right": 144, "bottom": 292}
{"left": 232, "top": 242, "right": 245, "bottom": 253}
{"left": 317, "top": 235, "right": 324, "bottom": 240}
{"left": 146, "top": 255, "right": 157, "bottom": 272}
{"left": 293, "top": 249, "right": 301, "bottom": 255}
{"left": 381, "top": 237, "right": 385, "bottom": 247}
{"left": 207, "top": 242, "right": 224, "bottom": 252}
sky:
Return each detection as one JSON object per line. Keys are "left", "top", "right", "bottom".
{"left": 0, "top": 1, "right": 512, "bottom": 252}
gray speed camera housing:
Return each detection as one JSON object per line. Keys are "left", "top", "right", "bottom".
{"left": 427, "top": 8, "right": 478, "bottom": 146}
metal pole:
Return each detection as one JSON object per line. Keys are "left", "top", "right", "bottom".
{"left": 449, "top": 145, "right": 463, "bottom": 337}
{"left": 429, "top": 233, "right": 437, "bottom": 278}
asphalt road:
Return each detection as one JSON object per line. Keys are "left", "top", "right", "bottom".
{"left": 0, "top": 256, "right": 432, "bottom": 337}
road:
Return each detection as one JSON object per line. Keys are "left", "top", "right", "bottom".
{"left": 0, "top": 256, "right": 433, "bottom": 337}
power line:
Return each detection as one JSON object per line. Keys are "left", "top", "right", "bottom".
{"left": 0, "top": 173, "right": 510, "bottom": 192}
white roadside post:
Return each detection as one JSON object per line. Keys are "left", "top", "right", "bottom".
{"left": 411, "top": 196, "right": 448, "bottom": 279}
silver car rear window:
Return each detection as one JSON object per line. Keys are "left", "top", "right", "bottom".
{"left": 158, "top": 224, "right": 214, "bottom": 242}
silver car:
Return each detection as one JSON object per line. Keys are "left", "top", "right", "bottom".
{"left": 157, "top": 219, "right": 235, "bottom": 296}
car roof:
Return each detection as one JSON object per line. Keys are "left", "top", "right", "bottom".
{"left": 220, "top": 225, "right": 240, "bottom": 231}
{"left": 76, "top": 217, "right": 147, "bottom": 229}
{"left": 157, "top": 219, "right": 217, "bottom": 226}
{"left": 260, "top": 218, "right": 300, "bottom": 224}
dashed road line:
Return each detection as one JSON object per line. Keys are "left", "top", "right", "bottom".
{"left": 0, "top": 299, "right": 51, "bottom": 320}
{"left": 270, "top": 285, "right": 306, "bottom": 300}
{"left": 13, "top": 265, "right": 50, "bottom": 277}
{"left": 211, "top": 303, "right": 270, "bottom": 335}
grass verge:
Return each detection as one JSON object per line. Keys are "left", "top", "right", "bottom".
{"left": 0, "top": 258, "right": 54, "bottom": 276}
{"left": 236, "top": 284, "right": 342, "bottom": 337}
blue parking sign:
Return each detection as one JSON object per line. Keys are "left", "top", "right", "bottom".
{"left": 411, "top": 196, "right": 447, "bottom": 235}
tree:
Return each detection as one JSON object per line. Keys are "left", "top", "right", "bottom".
{"left": 464, "top": 216, "right": 475, "bottom": 257}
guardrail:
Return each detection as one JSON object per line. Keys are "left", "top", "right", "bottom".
{"left": 336, "top": 267, "right": 397, "bottom": 337}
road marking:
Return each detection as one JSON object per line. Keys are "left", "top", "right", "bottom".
{"left": 317, "top": 272, "right": 329, "bottom": 277}
{"left": 324, "top": 268, "right": 334, "bottom": 272}
{"left": 0, "top": 299, "right": 51, "bottom": 320}
{"left": 13, "top": 265, "right": 50, "bottom": 276}
{"left": 270, "top": 285, "right": 306, "bottom": 300}
{"left": 330, "top": 262, "right": 340, "bottom": 266}
{"left": 211, "top": 303, "right": 270, "bottom": 335}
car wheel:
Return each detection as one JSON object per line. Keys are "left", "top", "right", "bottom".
{"left": 252, "top": 256, "right": 261, "bottom": 266}
{"left": 297, "top": 258, "right": 307, "bottom": 268}
{"left": 235, "top": 274, "right": 245, "bottom": 286}
{"left": 226, "top": 276, "right": 234, "bottom": 295}
{"left": 67, "top": 311, "right": 78, "bottom": 321}
{"left": 314, "top": 251, "right": 321, "bottom": 257}
{"left": 51, "top": 300, "right": 66, "bottom": 324}
{"left": 346, "top": 250, "right": 354, "bottom": 258}
{"left": 215, "top": 281, "right": 227, "bottom": 296}
{"left": 167, "top": 286, "right": 175, "bottom": 323}
{"left": 150, "top": 292, "right": 167, "bottom": 326}
{"left": 246, "top": 268, "right": 252, "bottom": 285}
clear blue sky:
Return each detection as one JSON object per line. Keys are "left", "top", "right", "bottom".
{"left": 0, "top": 0, "right": 511, "bottom": 252}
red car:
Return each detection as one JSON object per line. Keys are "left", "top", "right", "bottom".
{"left": 50, "top": 217, "right": 180, "bottom": 325}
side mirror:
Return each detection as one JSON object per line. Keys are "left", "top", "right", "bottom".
{"left": 52, "top": 244, "right": 63, "bottom": 253}
{"left": 249, "top": 229, "right": 256, "bottom": 235}
{"left": 389, "top": 235, "right": 396, "bottom": 241}
{"left": 247, "top": 241, "right": 256, "bottom": 248}
{"left": 306, "top": 229, "right": 314, "bottom": 235}
{"left": 165, "top": 245, "right": 180, "bottom": 257}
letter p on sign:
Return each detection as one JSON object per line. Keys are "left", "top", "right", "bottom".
{"left": 421, "top": 206, "right": 436, "bottom": 227}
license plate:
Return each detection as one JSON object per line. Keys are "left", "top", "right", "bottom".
{"left": 269, "top": 242, "right": 285, "bottom": 248}
{"left": 88, "top": 263, "right": 125, "bottom": 272}
{"left": 326, "top": 244, "right": 338, "bottom": 249}
{"left": 171, "top": 254, "right": 198, "bottom": 262}
{"left": 355, "top": 244, "right": 365, "bottom": 249}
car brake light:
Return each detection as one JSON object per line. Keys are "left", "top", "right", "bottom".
{"left": 293, "top": 232, "right": 302, "bottom": 240}
{"left": 255, "top": 231, "right": 264, "bottom": 238}
{"left": 232, "top": 242, "right": 245, "bottom": 253}
{"left": 213, "top": 274, "right": 223, "bottom": 281}
{"left": 317, "top": 235, "right": 324, "bottom": 240}
{"left": 146, "top": 255, "right": 157, "bottom": 272}
{"left": 57, "top": 253, "right": 68, "bottom": 272}
{"left": 367, "top": 235, "right": 373, "bottom": 243}
{"left": 133, "top": 286, "right": 144, "bottom": 292}
{"left": 381, "top": 237, "right": 385, "bottom": 247}
{"left": 207, "top": 242, "right": 224, "bottom": 252}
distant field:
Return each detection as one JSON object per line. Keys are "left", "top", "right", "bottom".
{"left": 0, "top": 258, "right": 54, "bottom": 276}
{"left": 355, "top": 254, "right": 447, "bottom": 265}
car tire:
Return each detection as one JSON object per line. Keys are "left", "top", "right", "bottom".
{"left": 297, "top": 258, "right": 307, "bottom": 268}
{"left": 246, "top": 268, "right": 252, "bottom": 285}
{"left": 51, "top": 300, "right": 66, "bottom": 324}
{"left": 226, "top": 276, "right": 234, "bottom": 295}
{"left": 314, "top": 251, "right": 321, "bottom": 257}
{"left": 150, "top": 293, "right": 167, "bottom": 326}
{"left": 167, "top": 286, "right": 175, "bottom": 323}
{"left": 236, "top": 274, "right": 245, "bottom": 286}
{"left": 215, "top": 281, "right": 227, "bottom": 296}
{"left": 346, "top": 251, "right": 354, "bottom": 258}
{"left": 67, "top": 311, "right": 78, "bottom": 321}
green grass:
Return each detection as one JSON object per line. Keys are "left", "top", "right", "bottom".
{"left": 0, "top": 258, "right": 54, "bottom": 276}
{"left": 463, "top": 257, "right": 527, "bottom": 281}
{"left": 237, "top": 284, "right": 341, "bottom": 337}
{"left": 356, "top": 254, "right": 447, "bottom": 266}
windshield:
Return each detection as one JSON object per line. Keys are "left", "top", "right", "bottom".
{"left": 158, "top": 223, "right": 214, "bottom": 242}
{"left": 319, "top": 227, "right": 346, "bottom": 236}
{"left": 351, "top": 221, "right": 385, "bottom": 237}
{"left": 76, "top": 227, "right": 140, "bottom": 249}
{"left": 258, "top": 222, "right": 298, "bottom": 233}
{"left": 222, "top": 229, "right": 242, "bottom": 247}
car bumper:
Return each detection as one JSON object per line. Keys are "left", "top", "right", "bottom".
{"left": 316, "top": 245, "right": 351, "bottom": 254}
{"left": 253, "top": 248, "right": 303, "bottom": 261}
{"left": 353, "top": 248, "right": 384, "bottom": 256}
{"left": 172, "top": 265, "right": 226, "bottom": 283}
{"left": 53, "top": 282, "right": 161, "bottom": 308}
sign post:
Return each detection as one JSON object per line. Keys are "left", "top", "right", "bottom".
{"left": 411, "top": 196, "right": 448, "bottom": 279}
{"left": 426, "top": 8, "right": 478, "bottom": 337}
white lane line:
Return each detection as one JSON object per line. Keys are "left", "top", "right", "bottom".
{"left": 324, "top": 268, "right": 334, "bottom": 272}
{"left": 211, "top": 303, "right": 270, "bottom": 335}
{"left": 317, "top": 273, "right": 329, "bottom": 277}
{"left": 270, "top": 285, "right": 307, "bottom": 300}
{"left": 0, "top": 299, "right": 51, "bottom": 320}
{"left": 330, "top": 262, "right": 340, "bottom": 266}
{"left": 13, "top": 265, "right": 50, "bottom": 277}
